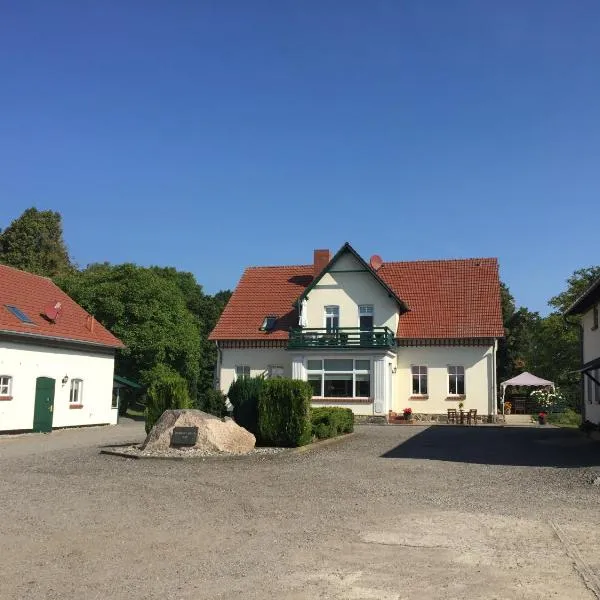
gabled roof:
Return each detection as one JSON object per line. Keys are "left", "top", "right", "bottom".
{"left": 564, "top": 275, "right": 600, "bottom": 316}
{"left": 0, "top": 264, "right": 124, "bottom": 349}
{"left": 209, "top": 251, "right": 504, "bottom": 341}
{"left": 297, "top": 243, "right": 409, "bottom": 312}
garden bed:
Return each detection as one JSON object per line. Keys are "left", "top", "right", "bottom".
{"left": 101, "top": 444, "right": 287, "bottom": 460}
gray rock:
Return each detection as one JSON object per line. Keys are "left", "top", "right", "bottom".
{"left": 141, "top": 409, "right": 256, "bottom": 454}
{"left": 591, "top": 476, "right": 600, "bottom": 486}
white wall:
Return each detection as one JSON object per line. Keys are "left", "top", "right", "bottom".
{"left": 218, "top": 347, "right": 291, "bottom": 396}
{"left": 305, "top": 253, "right": 398, "bottom": 332}
{"left": 0, "top": 339, "right": 117, "bottom": 431}
{"left": 582, "top": 308, "right": 600, "bottom": 364}
{"left": 395, "top": 345, "right": 495, "bottom": 416}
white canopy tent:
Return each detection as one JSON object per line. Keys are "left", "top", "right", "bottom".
{"left": 500, "top": 371, "right": 555, "bottom": 414}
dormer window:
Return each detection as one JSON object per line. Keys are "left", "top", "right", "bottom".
{"left": 260, "top": 315, "right": 277, "bottom": 331}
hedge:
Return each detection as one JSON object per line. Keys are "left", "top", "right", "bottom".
{"left": 311, "top": 407, "right": 354, "bottom": 440}
{"left": 144, "top": 365, "right": 192, "bottom": 433}
{"left": 257, "top": 379, "right": 312, "bottom": 447}
{"left": 227, "top": 376, "right": 264, "bottom": 436}
{"left": 198, "top": 388, "right": 228, "bottom": 418}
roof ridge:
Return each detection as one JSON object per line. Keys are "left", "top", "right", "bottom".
{"left": 382, "top": 257, "right": 498, "bottom": 266}
{"left": 244, "top": 264, "right": 313, "bottom": 270}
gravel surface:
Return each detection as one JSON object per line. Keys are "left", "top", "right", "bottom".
{"left": 104, "top": 443, "right": 287, "bottom": 458}
{"left": 2, "top": 422, "right": 600, "bottom": 599}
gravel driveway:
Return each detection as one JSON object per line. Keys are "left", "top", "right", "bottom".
{"left": 2, "top": 423, "right": 600, "bottom": 599}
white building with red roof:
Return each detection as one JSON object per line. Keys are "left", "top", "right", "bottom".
{"left": 0, "top": 265, "right": 124, "bottom": 432}
{"left": 209, "top": 243, "right": 504, "bottom": 420}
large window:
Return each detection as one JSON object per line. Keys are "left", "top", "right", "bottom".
{"left": 70, "top": 379, "right": 83, "bottom": 404}
{"left": 235, "top": 365, "right": 250, "bottom": 380}
{"left": 593, "top": 305, "right": 599, "bottom": 330}
{"left": 411, "top": 366, "right": 428, "bottom": 395}
{"left": 447, "top": 366, "right": 465, "bottom": 395}
{"left": 306, "top": 358, "right": 371, "bottom": 398}
{"left": 324, "top": 306, "right": 339, "bottom": 332}
{"left": 0, "top": 375, "right": 12, "bottom": 397}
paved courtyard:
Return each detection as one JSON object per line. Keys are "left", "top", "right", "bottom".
{"left": 2, "top": 422, "right": 600, "bottom": 599}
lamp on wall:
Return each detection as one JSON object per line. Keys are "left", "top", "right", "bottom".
{"left": 62, "top": 375, "right": 68, "bottom": 384}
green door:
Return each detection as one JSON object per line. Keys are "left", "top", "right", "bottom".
{"left": 33, "top": 377, "right": 55, "bottom": 433}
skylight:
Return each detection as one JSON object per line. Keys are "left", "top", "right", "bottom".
{"left": 5, "top": 305, "right": 35, "bottom": 325}
{"left": 260, "top": 316, "right": 277, "bottom": 332}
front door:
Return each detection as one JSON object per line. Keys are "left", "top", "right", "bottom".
{"left": 33, "top": 377, "right": 55, "bottom": 433}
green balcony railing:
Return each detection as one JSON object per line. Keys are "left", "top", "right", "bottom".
{"left": 288, "top": 327, "right": 396, "bottom": 350}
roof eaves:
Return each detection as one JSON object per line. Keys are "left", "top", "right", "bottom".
{"left": 0, "top": 328, "right": 125, "bottom": 350}
{"left": 564, "top": 276, "right": 600, "bottom": 316}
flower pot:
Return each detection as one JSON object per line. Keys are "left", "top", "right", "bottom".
{"left": 538, "top": 416, "right": 547, "bottom": 425}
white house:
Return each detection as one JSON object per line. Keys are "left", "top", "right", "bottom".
{"left": 565, "top": 276, "right": 600, "bottom": 425}
{"left": 0, "top": 265, "right": 124, "bottom": 433}
{"left": 209, "top": 243, "right": 504, "bottom": 421}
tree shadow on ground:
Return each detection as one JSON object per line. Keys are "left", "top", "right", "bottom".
{"left": 381, "top": 426, "right": 600, "bottom": 468}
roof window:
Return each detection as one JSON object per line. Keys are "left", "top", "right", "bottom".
{"left": 260, "top": 316, "right": 277, "bottom": 331}
{"left": 5, "top": 305, "right": 35, "bottom": 325}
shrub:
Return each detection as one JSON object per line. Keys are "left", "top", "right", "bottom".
{"left": 258, "top": 379, "right": 312, "bottom": 447}
{"left": 228, "top": 376, "right": 264, "bottom": 436}
{"left": 547, "top": 408, "right": 581, "bottom": 428}
{"left": 143, "top": 365, "right": 192, "bottom": 433}
{"left": 311, "top": 407, "right": 354, "bottom": 439}
{"left": 198, "top": 388, "right": 228, "bottom": 418}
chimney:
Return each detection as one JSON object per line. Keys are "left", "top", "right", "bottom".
{"left": 313, "top": 249, "right": 331, "bottom": 276}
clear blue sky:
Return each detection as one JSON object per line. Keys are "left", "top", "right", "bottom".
{"left": 1, "top": 1, "right": 598, "bottom": 314}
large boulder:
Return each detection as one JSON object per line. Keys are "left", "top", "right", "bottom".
{"left": 141, "top": 409, "right": 255, "bottom": 454}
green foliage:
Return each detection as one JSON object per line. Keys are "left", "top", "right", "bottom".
{"left": 227, "top": 376, "right": 265, "bottom": 435}
{"left": 143, "top": 364, "right": 192, "bottom": 433}
{"left": 547, "top": 409, "right": 582, "bottom": 428}
{"left": 0, "top": 207, "right": 72, "bottom": 276}
{"left": 311, "top": 407, "right": 354, "bottom": 439}
{"left": 198, "top": 388, "right": 228, "bottom": 418}
{"left": 257, "top": 379, "right": 312, "bottom": 447}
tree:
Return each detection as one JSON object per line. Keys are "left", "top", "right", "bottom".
{"left": 548, "top": 267, "right": 600, "bottom": 314}
{"left": 55, "top": 263, "right": 202, "bottom": 394}
{"left": 0, "top": 207, "right": 72, "bottom": 276}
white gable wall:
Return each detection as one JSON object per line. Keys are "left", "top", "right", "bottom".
{"left": 581, "top": 307, "right": 600, "bottom": 424}
{"left": 0, "top": 339, "right": 117, "bottom": 431}
{"left": 305, "top": 253, "right": 398, "bottom": 331}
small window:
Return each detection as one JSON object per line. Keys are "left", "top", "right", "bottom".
{"left": 307, "top": 359, "right": 323, "bottom": 371}
{"left": 359, "top": 305, "right": 374, "bottom": 330}
{"left": 355, "top": 359, "right": 370, "bottom": 371}
{"left": 0, "top": 375, "right": 12, "bottom": 397}
{"left": 111, "top": 388, "right": 120, "bottom": 409}
{"left": 411, "top": 366, "right": 428, "bottom": 395}
{"left": 324, "top": 306, "right": 339, "bottom": 332}
{"left": 593, "top": 305, "right": 599, "bottom": 330}
{"left": 448, "top": 366, "right": 465, "bottom": 395}
{"left": 5, "top": 305, "right": 35, "bottom": 324}
{"left": 260, "top": 315, "right": 277, "bottom": 331}
{"left": 235, "top": 366, "right": 250, "bottom": 380}
{"left": 70, "top": 379, "right": 83, "bottom": 404}
{"left": 268, "top": 365, "right": 284, "bottom": 379}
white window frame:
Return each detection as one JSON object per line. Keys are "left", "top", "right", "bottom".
{"left": 0, "top": 375, "right": 12, "bottom": 397}
{"left": 324, "top": 305, "right": 340, "bottom": 331}
{"left": 411, "top": 366, "right": 428, "bottom": 395}
{"left": 358, "top": 305, "right": 374, "bottom": 330}
{"left": 447, "top": 366, "right": 465, "bottom": 396}
{"left": 235, "top": 365, "right": 251, "bottom": 380}
{"left": 306, "top": 358, "right": 371, "bottom": 398}
{"left": 69, "top": 379, "right": 83, "bottom": 405}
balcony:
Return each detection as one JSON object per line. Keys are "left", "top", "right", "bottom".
{"left": 288, "top": 327, "right": 396, "bottom": 350}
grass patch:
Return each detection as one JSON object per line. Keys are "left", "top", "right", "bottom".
{"left": 547, "top": 409, "right": 582, "bottom": 428}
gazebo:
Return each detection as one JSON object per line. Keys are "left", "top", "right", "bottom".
{"left": 500, "top": 371, "right": 555, "bottom": 415}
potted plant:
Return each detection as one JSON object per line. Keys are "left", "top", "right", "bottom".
{"left": 458, "top": 401, "right": 464, "bottom": 411}
{"left": 504, "top": 401, "right": 512, "bottom": 415}
{"left": 403, "top": 407, "right": 413, "bottom": 422}
{"left": 538, "top": 411, "right": 547, "bottom": 425}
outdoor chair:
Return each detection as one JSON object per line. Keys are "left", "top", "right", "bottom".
{"left": 447, "top": 408, "right": 457, "bottom": 424}
{"left": 467, "top": 409, "right": 477, "bottom": 425}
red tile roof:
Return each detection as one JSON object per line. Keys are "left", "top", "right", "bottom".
{"left": 209, "top": 256, "right": 504, "bottom": 341}
{"left": 0, "top": 265, "right": 124, "bottom": 348}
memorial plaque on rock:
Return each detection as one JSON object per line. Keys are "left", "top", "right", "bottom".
{"left": 171, "top": 426, "right": 199, "bottom": 446}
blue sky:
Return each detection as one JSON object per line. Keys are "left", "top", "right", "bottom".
{"left": 1, "top": 1, "right": 599, "bottom": 313}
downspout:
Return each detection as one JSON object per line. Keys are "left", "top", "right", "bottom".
{"left": 493, "top": 338, "right": 498, "bottom": 423}
{"left": 563, "top": 314, "right": 584, "bottom": 419}
{"left": 214, "top": 341, "right": 222, "bottom": 391}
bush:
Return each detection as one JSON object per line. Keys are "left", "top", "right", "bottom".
{"left": 547, "top": 408, "right": 581, "bottom": 428}
{"left": 143, "top": 365, "right": 192, "bottom": 433}
{"left": 257, "top": 379, "right": 312, "bottom": 447}
{"left": 198, "top": 388, "right": 228, "bottom": 418}
{"left": 228, "top": 376, "right": 264, "bottom": 436}
{"left": 311, "top": 407, "right": 354, "bottom": 439}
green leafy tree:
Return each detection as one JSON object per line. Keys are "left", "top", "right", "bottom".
{"left": 0, "top": 207, "right": 72, "bottom": 276}
{"left": 56, "top": 263, "right": 201, "bottom": 393}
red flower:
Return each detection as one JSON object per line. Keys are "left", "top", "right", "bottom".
{"left": 403, "top": 407, "right": 412, "bottom": 415}
{"left": 538, "top": 412, "right": 547, "bottom": 417}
